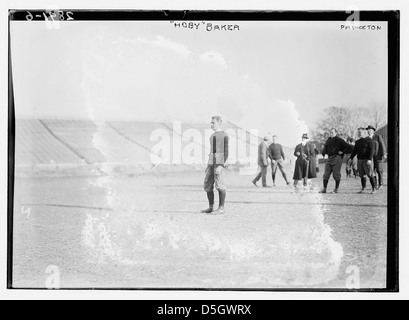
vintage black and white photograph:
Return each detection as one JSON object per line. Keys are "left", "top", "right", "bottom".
{"left": 8, "top": 10, "right": 398, "bottom": 290}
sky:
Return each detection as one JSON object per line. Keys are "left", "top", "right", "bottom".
{"left": 10, "top": 19, "right": 387, "bottom": 146}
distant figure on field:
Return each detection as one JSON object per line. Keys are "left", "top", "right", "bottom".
{"left": 308, "top": 143, "right": 318, "bottom": 181}
{"left": 345, "top": 138, "right": 358, "bottom": 179}
{"left": 268, "top": 135, "right": 291, "bottom": 187}
{"left": 367, "top": 125, "right": 387, "bottom": 189}
{"left": 252, "top": 136, "right": 271, "bottom": 188}
{"left": 293, "top": 133, "right": 314, "bottom": 190}
{"left": 313, "top": 144, "right": 320, "bottom": 173}
{"left": 319, "top": 128, "right": 350, "bottom": 194}
{"left": 349, "top": 127, "right": 377, "bottom": 194}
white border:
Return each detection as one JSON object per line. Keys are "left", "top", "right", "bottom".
{"left": 1, "top": 0, "right": 407, "bottom": 300}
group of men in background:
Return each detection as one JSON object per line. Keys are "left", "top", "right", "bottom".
{"left": 252, "top": 126, "right": 387, "bottom": 195}
{"left": 252, "top": 133, "right": 319, "bottom": 190}
{"left": 252, "top": 135, "right": 291, "bottom": 188}
{"left": 319, "top": 125, "right": 386, "bottom": 194}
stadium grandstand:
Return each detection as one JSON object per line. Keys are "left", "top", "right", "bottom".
{"left": 14, "top": 119, "right": 295, "bottom": 177}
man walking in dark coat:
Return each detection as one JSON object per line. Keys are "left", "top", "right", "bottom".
{"left": 349, "top": 127, "right": 377, "bottom": 194}
{"left": 252, "top": 136, "right": 271, "bottom": 188}
{"left": 367, "top": 125, "right": 387, "bottom": 189}
{"left": 268, "top": 135, "right": 291, "bottom": 187}
{"left": 201, "top": 116, "right": 229, "bottom": 215}
{"left": 320, "top": 129, "right": 350, "bottom": 193}
{"left": 293, "top": 133, "right": 314, "bottom": 189}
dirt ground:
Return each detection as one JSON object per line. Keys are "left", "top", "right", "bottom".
{"left": 11, "top": 163, "right": 388, "bottom": 289}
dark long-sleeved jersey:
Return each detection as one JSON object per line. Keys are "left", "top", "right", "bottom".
{"left": 268, "top": 143, "right": 285, "bottom": 161}
{"left": 208, "top": 131, "right": 229, "bottom": 165}
{"left": 350, "top": 137, "right": 375, "bottom": 160}
{"left": 322, "top": 136, "right": 350, "bottom": 157}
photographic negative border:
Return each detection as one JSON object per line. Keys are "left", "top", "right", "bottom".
{"left": 7, "top": 9, "right": 400, "bottom": 292}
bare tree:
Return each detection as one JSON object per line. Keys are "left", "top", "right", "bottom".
{"left": 368, "top": 101, "right": 387, "bottom": 129}
{"left": 313, "top": 106, "right": 350, "bottom": 144}
{"left": 343, "top": 106, "right": 371, "bottom": 139}
{"left": 312, "top": 102, "right": 387, "bottom": 145}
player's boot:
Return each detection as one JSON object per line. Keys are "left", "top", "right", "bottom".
{"left": 201, "top": 207, "right": 214, "bottom": 214}
{"left": 319, "top": 188, "right": 327, "bottom": 193}
{"left": 332, "top": 188, "right": 339, "bottom": 193}
{"left": 210, "top": 207, "right": 225, "bottom": 215}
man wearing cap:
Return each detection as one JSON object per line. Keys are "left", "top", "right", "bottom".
{"left": 367, "top": 125, "right": 387, "bottom": 189}
{"left": 349, "top": 127, "right": 377, "bottom": 194}
{"left": 252, "top": 136, "right": 271, "bottom": 188}
{"left": 319, "top": 128, "right": 351, "bottom": 193}
{"left": 293, "top": 133, "right": 314, "bottom": 189}
{"left": 268, "top": 135, "right": 291, "bottom": 187}
{"left": 201, "top": 116, "right": 229, "bottom": 215}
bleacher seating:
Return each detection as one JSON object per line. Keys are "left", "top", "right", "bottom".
{"left": 15, "top": 119, "right": 84, "bottom": 166}
{"left": 14, "top": 119, "right": 296, "bottom": 170}
{"left": 41, "top": 120, "right": 106, "bottom": 164}
{"left": 108, "top": 121, "right": 170, "bottom": 151}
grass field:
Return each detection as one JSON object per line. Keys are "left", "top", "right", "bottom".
{"left": 12, "top": 163, "right": 387, "bottom": 289}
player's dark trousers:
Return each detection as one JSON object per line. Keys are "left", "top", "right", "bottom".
{"left": 323, "top": 155, "right": 343, "bottom": 188}
{"left": 374, "top": 160, "right": 385, "bottom": 187}
{"left": 253, "top": 166, "right": 268, "bottom": 187}
{"left": 358, "top": 159, "right": 376, "bottom": 190}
